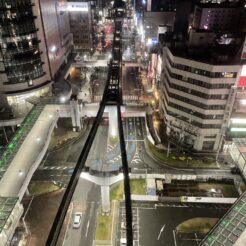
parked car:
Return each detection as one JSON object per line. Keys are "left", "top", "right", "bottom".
{"left": 73, "top": 212, "right": 83, "bottom": 229}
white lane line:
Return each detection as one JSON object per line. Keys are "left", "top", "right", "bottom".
{"left": 62, "top": 202, "right": 74, "bottom": 246}
{"left": 195, "top": 232, "right": 199, "bottom": 245}
{"left": 85, "top": 220, "right": 90, "bottom": 238}
{"left": 125, "top": 140, "right": 144, "bottom": 142}
{"left": 157, "top": 224, "right": 166, "bottom": 240}
{"left": 111, "top": 201, "right": 116, "bottom": 241}
{"left": 173, "top": 230, "right": 177, "bottom": 246}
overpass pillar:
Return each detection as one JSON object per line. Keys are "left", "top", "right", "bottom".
{"left": 70, "top": 95, "right": 81, "bottom": 132}
{"left": 101, "top": 185, "right": 110, "bottom": 213}
{"left": 107, "top": 106, "right": 118, "bottom": 138}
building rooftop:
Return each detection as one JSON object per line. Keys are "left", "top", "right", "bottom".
{"left": 169, "top": 44, "right": 244, "bottom": 65}
{"left": 196, "top": 1, "right": 242, "bottom": 9}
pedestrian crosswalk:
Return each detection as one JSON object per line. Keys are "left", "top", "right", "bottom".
{"left": 39, "top": 166, "right": 73, "bottom": 170}
{"left": 107, "top": 144, "right": 115, "bottom": 152}
{"left": 108, "top": 155, "right": 122, "bottom": 163}
{"left": 131, "top": 152, "right": 141, "bottom": 164}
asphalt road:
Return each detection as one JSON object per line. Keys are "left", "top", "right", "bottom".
{"left": 138, "top": 203, "right": 227, "bottom": 246}
{"left": 86, "top": 124, "right": 108, "bottom": 171}
{"left": 63, "top": 179, "right": 100, "bottom": 246}
{"left": 90, "top": 70, "right": 107, "bottom": 102}
{"left": 122, "top": 67, "right": 143, "bottom": 101}
{"left": 32, "top": 116, "right": 242, "bottom": 184}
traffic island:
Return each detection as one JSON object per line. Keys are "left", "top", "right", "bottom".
{"left": 177, "top": 218, "right": 219, "bottom": 233}
{"left": 94, "top": 179, "right": 146, "bottom": 245}
{"left": 28, "top": 181, "right": 60, "bottom": 196}
{"left": 146, "top": 139, "right": 218, "bottom": 169}
{"left": 175, "top": 217, "right": 219, "bottom": 244}
{"left": 94, "top": 201, "right": 118, "bottom": 246}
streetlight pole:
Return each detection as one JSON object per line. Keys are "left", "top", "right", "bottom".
{"left": 216, "top": 132, "right": 225, "bottom": 162}
{"left": 22, "top": 195, "right": 34, "bottom": 235}
{"left": 2, "top": 126, "right": 8, "bottom": 143}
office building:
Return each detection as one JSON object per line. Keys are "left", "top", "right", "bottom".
{"left": 68, "top": 1, "right": 93, "bottom": 52}
{"left": 159, "top": 45, "right": 243, "bottom": 151}
{"left": 143, "top": 11, "right": 175, "bottom": 46}
{"left": 145, "top": 0, "right": 177, "bottom": 12}
{"left": 192, "top": 2, "right": 241, "bottom": 31}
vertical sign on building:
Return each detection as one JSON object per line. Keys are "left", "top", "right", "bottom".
{"left": 147, "top": 0, "right": 151, "bottom": 11}
{"left": 238, "top": 65, "right": 246, "bottom": 87}
{"left": 241, "top": 37, "right": 246, "bottom": 60}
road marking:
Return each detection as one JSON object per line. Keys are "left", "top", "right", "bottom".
{"left": 111, "top": 201, "right": 116, "bottom": 242}
{"left": 62, "top": 202, "right": 74, "bottom": 246}
{"left": 85, "top": 220, "right": 90, "bottom": 238}
{"left": 157, "top": 224, "right": 166, "bottom": 240}
{"left": 195, "top": 232, "right": 199, "bottom": 245}
{"left": 173, "top": 230, "right": 177, "bottom": 246}
{"left": 125, "top": 140, "right": 144, "bottom": 142}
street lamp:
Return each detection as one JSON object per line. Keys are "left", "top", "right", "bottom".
{"left": 60, "top": 96, "right": 66, "bottom": 103}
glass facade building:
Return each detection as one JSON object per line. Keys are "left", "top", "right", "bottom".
{"left": 0, "top": 0, "right": 45, "bottom": 85}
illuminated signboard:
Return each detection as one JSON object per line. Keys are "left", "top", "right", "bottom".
{"left": 241, "top": 38, "right": 246, "bottom": 60}
{"left": 56, "top": 2, "right": 89, "bottom": 12}
{"left": 67, "top": 2, "right": 89, "bottom": 12}
{"left": 238, "top": 65, "right": 246, "bottom": 87}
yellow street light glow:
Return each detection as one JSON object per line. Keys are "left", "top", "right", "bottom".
{"left": 154, "top": 91, "right": 159, "bottom": 99}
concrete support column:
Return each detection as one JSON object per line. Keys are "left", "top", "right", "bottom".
{"left": 11, "top": 125, "right": 15, "bottom": 132}
{"left": 70, "top": 95, "right": 81, "bottom": 132}
{"left": 107, "top": 106, "right": 118, "bottom": 138}
{"left": 101, "top": 185, "right": 110, "bottom": 213}
{"left": 2, "top": 126, "right": 8, "bottom": 143}
{"left": 193, "top": 135, "right": 203, "bottom": 151}
{"left": 25, "top": 188, "right": 30, "bottom": 196}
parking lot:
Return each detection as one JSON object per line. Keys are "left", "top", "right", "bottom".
{"left": 117, "top": 204, "right": 139, "bottom": 246}
{"left": 117, "top": 202, "right": 228, "bottom": 246}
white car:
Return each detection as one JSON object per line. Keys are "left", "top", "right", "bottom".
{"left": 73, "top": 212, "right": 83, "bottom": 229}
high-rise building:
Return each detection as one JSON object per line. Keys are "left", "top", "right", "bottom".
{"left": 40, "top": 0, "right": 73, "bottom": 78}
{"left": 192, "top": 2, "right": 241, "bottom": 31}
{"left": 143, "top": 11, "right": 175, "bottom": 46}
{"left": 159, "top": 45, "right": 242, "bottom": 151}
{"left": 68, "top": 1, "right": 93, "bottom": 52}
{"left": 0, "top": 0, "right": 72, "bottom": 118}
{"left": 145, "top": 0, "right": 177, "bottom": 12}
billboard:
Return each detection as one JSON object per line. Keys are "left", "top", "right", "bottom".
{"left": 238, "top": 65, "right": 246, "bottom": 87}
{"left": 57, "top": 2, "right": 89, "bottom": 12}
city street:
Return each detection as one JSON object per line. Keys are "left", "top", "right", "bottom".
{"left": 139, "top": 204, "right": 226, "bottom": 246}
{"left": 63, "top": 179, "right": 100, "bottom": 246}
{"left": 32, "top": 116, "right": 242, "bottom": 185}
